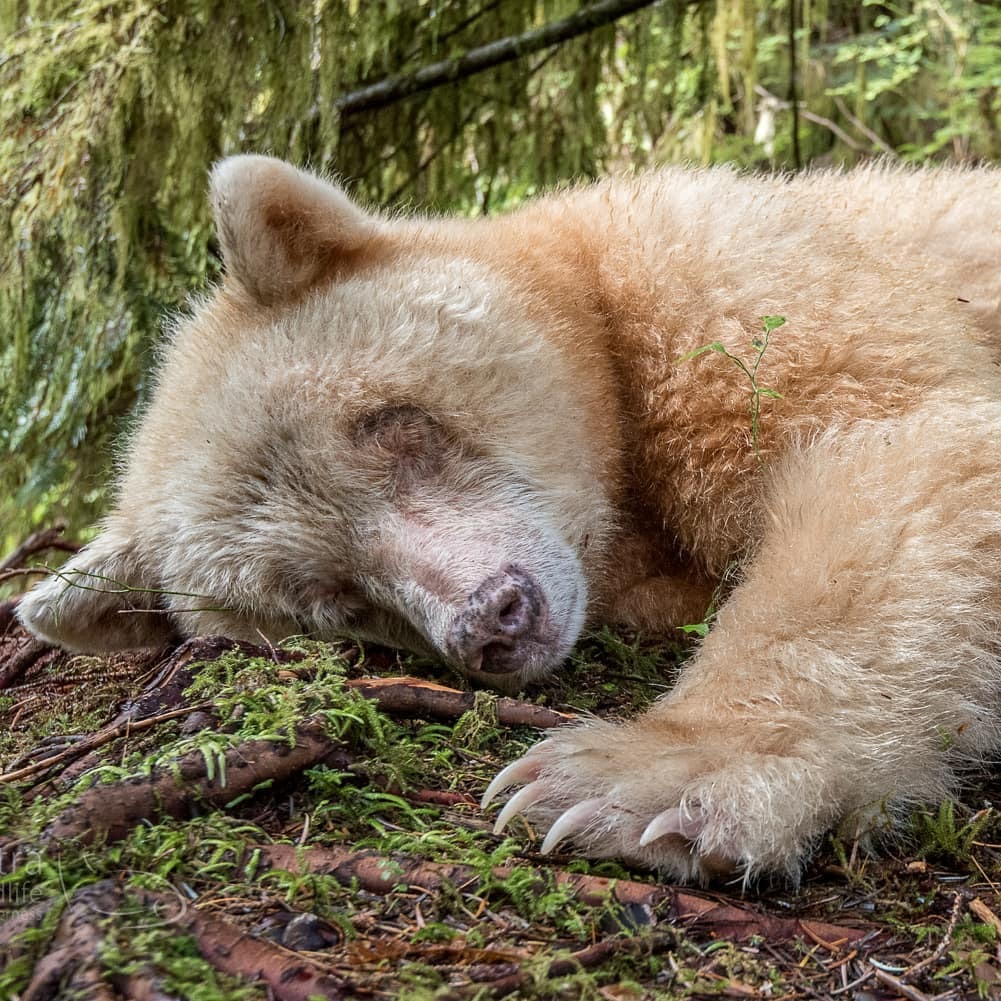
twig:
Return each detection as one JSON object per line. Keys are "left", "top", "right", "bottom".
{"left": 0, "top": 567, "right": 52, "bottom": 585}
{"left": 832, "top": 95, "right": 898, "bottom": 157}
{"left": 872, "top": 967, "right": 931, "bottom": 1001}
{"left": 406, "top": 788, "right": 478, "bottom": 807}
{"left": 899, "top": 891, "right": 963, "bottom": 981}
{"left": 754, "top": 84, "right": 864, "bottom": 152}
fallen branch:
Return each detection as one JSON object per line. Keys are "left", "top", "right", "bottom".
{"left": 254, "top": 843, "right": 870, "bottom": 947}
{"left": 8, "top": 682, "right": 566, "bottom": 841}
{"left": 110, "top": 970, "right": 185, "bottom": 1001}
{"left": 347, "top": 676, "right": 576, "bottom": 728}
{"left": 40, "top": 721, "right": 351, "bottom": 846}
{"left": 133, "top": 889, "right": 353, "bottom": 1001}
{"left": 970, "top": 895, "right": 1001, "bottom": 936}
{"left": 439, "top": 935, "right": 677, "bottom": 999}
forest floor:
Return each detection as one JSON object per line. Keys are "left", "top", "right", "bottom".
{"left": 3, "top": 587, "right": 1001, "bottom": 1000}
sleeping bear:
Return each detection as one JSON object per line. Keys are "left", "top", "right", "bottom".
{"left": 20, "top": 155, "right": 1001, "bottom": 881}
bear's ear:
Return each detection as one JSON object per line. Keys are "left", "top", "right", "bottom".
{"left": 17, "top": 529, "right": 177, "bottom": 652}
{"left": 210, "top": 155, "right": 382, "bottom": 305}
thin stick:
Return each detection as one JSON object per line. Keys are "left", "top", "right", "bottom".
{"left": 0, "top": 703, "right": 212, "bottom": 784}
{"left": 898, "top": 891, "right": 963, "bottom": 981}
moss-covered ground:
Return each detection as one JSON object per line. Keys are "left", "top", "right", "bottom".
{"left": 2, "top": 621, "right": 1001, "bottom": 1000}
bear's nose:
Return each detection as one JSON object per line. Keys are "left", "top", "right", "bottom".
{"left": 446, "top": 564, "right": 547, "bottom": 674}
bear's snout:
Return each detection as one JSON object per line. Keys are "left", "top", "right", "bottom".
{"left": 446, "top": 564, "right": 550, "bottom": 674}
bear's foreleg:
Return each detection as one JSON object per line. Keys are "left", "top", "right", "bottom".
{"left": 484, "top": 401, "right": 1001, "bottom": 881}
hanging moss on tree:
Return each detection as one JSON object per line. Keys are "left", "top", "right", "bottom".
{"left": 1, "top": 0, "right": 999, "bottom": 551}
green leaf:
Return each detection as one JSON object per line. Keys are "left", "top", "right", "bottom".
{"left": 676, "top": 342, "right": 728, "bottom": 364}
{"left": 678, "top": 622, "right": 709, "bottom": 637}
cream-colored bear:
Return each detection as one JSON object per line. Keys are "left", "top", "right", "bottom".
{"left": 19, "top": 156, "right": 1001, "bottom": 881}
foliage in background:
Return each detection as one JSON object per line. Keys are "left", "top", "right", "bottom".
{"left": 2, "top": 0, "right": 1000, "bottom": 548}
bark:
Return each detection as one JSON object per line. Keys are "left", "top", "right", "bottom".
{"left": 0, "top": 596, "right": 20, "bottom": 634}
{"left": 0, "top": 637, "right": 49, "bottom": 690}
{"left": 0, "top": 897, "right": 57, "bottom": 967}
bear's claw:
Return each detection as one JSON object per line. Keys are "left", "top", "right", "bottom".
{"left": 639, "top": 806, "right": 705, "bottom": 845}
{"left": 492, "top": 779, "right": 548, "bottom": 835}
{"left": 539, "top": 797, "right": 605, "bottom": 854}
{"left": 480, "top": 743, "right": 550, "bottom": 810}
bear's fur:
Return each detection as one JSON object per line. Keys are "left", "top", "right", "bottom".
{"left": 19, "top": 155, "right": 1001, "bottom": 880}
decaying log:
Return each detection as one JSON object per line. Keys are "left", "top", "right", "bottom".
{"left": 254, "top": 843, "right": 871, "bottom": 947}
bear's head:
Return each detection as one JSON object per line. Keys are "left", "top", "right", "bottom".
{"left": 18, "top": 156, "right": 619, "bottom": 689}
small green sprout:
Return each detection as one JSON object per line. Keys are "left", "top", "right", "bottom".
{"left": 678, "top": 315, "right": 786, "bottom": 465}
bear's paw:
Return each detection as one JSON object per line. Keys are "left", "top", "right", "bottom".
{"left": 482, "top": 719, "right": 833, "bottom": 883}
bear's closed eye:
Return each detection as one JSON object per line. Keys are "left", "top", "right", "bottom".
{"left": 354, "top": 405, "right": 447, "bottom": 486}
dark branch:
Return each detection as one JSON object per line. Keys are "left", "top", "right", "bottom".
{"left": 0, "top": 523, "right": 79, "bottom": 577}
{"left": 336, "top": 0, "right": 663, "bottom": 118}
